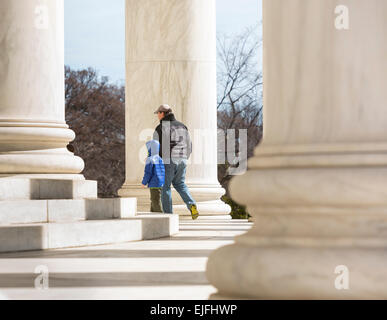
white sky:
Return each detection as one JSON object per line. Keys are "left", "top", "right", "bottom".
{"left": 65, "top": 0, "right": 262, "bottom": 83}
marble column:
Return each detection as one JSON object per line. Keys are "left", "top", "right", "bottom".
{"left": 0, "top": 0, "right": 83, "bottom": 178}
{"left": 119, "top": 0, "right": 230, "bottom": 218}
{"left": 207, "top": 0, "right": 387, "bottom": 299}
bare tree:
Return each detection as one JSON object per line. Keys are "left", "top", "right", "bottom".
{"left": 65, "top": 66, "right": 125, "bottom": 198}
{"left": 217, "top": 27, "right": 263, "bottom": 195}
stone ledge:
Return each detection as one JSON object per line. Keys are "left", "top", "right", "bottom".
{"left": 0, "top": 220, "right": 142, "bottom": 253}
{"left": 132, "top": 213, "right": 179, "bottom": 239}
{"left": 0, "top": 198, "right": 137, "bottom": 224}
{"left": 0, "top": 178, "right": 97, "bottom": 200}
{"left": 0, "top": 213, "right": 179, "bottom": 253}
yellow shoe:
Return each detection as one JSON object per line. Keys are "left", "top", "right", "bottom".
{"left": 190, "top": 204, "right": 199, "bottom": 220}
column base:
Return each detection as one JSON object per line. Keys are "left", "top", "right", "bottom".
{"left": 0, "top": 151, "right": 84, "bottom": 174}
{"left": 0, "top": 122, "right": 84, "bottom": 174}
{"left": 179, "top": 215, "right": 232, "bottom": 220}
{"left": 118, "top": 184, "right": 231, "bottom": 219}
{"left": 206, "top": 164, "right": 387, "bottom": 299}
{"left": 174, "top": 200, "right": 231, "bottom": 219}
{"left": 206, "top": 243, "right": 387, "bottom": 299}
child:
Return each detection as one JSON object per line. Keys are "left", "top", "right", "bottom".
{"left": 141, "top": 140, "right": 165, "bottom": 212}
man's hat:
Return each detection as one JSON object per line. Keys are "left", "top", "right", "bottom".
{"left": 154, "top": 104, "right": 172, "bottom": 114}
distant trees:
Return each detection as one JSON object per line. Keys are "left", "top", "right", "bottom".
{"left": 65, "top": 66, "right": 125, "bottom": 197}
{"left": 217, "top": 28, "right": 263, "bottom": 196}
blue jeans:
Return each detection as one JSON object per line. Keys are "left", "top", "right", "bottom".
{"left": 162, "top": 158, "right": 196, "bottom": 214}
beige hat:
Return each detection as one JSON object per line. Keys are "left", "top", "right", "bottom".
{"left": 154, "top": 104, "right": 172, "bottom": 114}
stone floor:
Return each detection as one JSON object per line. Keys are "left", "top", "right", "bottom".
{"left": 0, "top": 219, "right": 251, "bottom": 300}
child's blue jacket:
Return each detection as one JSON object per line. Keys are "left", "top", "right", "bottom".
{"left": 142, "top": 140, "right": 165, "bottom": 188}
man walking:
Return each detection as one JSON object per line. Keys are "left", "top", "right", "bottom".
{"left": 153, "top": 104, "right": 199, "bottom": 220}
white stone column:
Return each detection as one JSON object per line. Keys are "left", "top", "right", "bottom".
{"left": 207, "top": 0, "right": 387, "bottom": 299}
{"left": 119, "top": 0, "right": 230, "bottom": 218}
{"left": 0, "top": 0, "right": 84, "bottom": 178}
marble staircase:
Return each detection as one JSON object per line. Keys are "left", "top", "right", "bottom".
{"left": 0, "top": 178, "right": 178, "bottom": 253}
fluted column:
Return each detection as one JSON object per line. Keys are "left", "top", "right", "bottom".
{"left": 119, "top": 0, "right": 230, "bottom": 218}
{"left": 0, "top": 0, "right": 84, "bottom": 178}
{"left": 207, "top": 0, "right": 387, "bottom": 299}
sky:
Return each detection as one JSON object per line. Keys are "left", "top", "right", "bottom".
{"left": 64, "top": 0, "right": 262, "bottom": 84}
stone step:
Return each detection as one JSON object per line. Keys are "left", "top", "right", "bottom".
{"left": 0, "top": 198, "right": 137, "bottom": 224}
{"left": 133, "top": 213, "right": 179, "bottom": 240}
{"left": 0, "top": 214, "right": 179, "bottom": 253}
{"left": 0, "top": 220, "right": 141, "bottom": 252}
{"left": 0, "top": 178, "right": 98, "bottom": 200}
